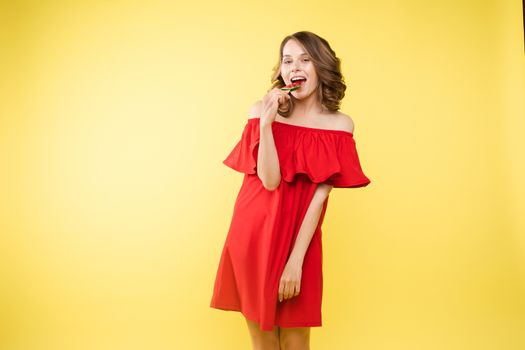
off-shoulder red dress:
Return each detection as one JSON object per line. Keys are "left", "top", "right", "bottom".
{"left": 210, "top": 117, "right": 371, "bottom": 331}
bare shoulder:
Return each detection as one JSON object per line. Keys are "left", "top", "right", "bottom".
{"left": 332, "top": 112, "right": 355, "bottom": 133}
{"left": 247, "top": 100, "right": 263, "bottom": 119}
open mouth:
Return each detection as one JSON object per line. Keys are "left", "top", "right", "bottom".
{"left": 291, "top": 77, "right": 307, "bottom": 85}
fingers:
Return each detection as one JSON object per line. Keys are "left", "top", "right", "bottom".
{"left": 272, "top": 94, "right": 289, "bottom": 110}
{"left": 278, "top": 280, "right": 284, "bottom": 302}
{"left": 278, "top": 279, "right": 301, "bottom": 302}
{"left": 276, "top": 92, "right": 290, "bottom": 107}
{"left": 263, "top": 92, "right": 290, "bottom": 114}
{"left": 284, "top": 280, "right": 292, "bottom": 300}
{"left": 289, "top": 282, "right": 300, "bottom": 298}
{"left": 261, "top": 88, "right": 291, "bottom": 121}
{"left": 263, "top": 91, "right": 284, "bottom": 107}
{"left": 266, "top": 88, "right": 290, "bottom": 101}
{"left": 294, "top": 284, "right": 300, "bottom": 296}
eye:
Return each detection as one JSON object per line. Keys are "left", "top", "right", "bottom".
{"left": 282, "top": 58, "right": 310, "bottom": 64}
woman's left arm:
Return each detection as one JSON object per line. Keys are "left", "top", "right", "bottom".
{"left": 278, "top": 183, "right": 333, "bottom": 302}
{"left": 289, "top": 183, "right": 333, "bottom": 264}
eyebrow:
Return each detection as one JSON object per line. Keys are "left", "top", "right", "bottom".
{"left": 282, "top": 53, "right": 309, "bottom": 58}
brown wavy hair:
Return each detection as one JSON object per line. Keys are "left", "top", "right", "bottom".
{"left": 270, "top": 31, "right": 347, "bottom": 117}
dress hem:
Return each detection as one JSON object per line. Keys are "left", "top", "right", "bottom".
{"left": 210, "top": 302, "right": 322, "bottom": 330}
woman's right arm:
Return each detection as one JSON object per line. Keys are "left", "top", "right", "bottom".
{"left": 249, "top": 100, "right": 281, "bottom": 191}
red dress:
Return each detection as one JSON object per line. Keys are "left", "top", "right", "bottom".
{"left": 210, "top": 117, "right": 371, "bottom": 331}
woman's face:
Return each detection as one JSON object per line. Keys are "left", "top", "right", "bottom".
{"left": 280, "top": 39, "right": 318, "bottom": 100}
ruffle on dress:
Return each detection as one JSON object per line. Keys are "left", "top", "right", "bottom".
{"left": 223, "top": 118, "right": 371, "bottom": 188}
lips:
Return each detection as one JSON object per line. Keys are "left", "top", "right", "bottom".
{"left": 291, "top": 76, "right": 307, "bottom": 84}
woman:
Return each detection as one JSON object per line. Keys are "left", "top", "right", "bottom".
{"left": 210, "top": 31, "right": 371, "bottom": 349}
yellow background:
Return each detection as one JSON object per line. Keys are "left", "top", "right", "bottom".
{"left": 1, "top": 0, "right": 524, "bottom": 349}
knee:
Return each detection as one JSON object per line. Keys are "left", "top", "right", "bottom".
{"left": 250, "top": 331, "right": 280, "bottom": 350}
{"left": 279, "top": 327, "right": 310, "bottom": 350}
{"left": 245, "top": 318, "right": 280, "bottom": 349}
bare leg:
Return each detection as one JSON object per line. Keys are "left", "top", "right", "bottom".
{"left": 279, "top": 326, "right": 311, "bottom": 350}
{"left": 245, "top": 317, "right": 281, "bottom": 350}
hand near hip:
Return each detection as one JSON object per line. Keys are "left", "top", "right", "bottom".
{"left": 278, "top": 258, "right": 303, "bottom": 302}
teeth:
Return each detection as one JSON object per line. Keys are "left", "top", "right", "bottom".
{"left": 291, "top": 76, "right": 306, "bottom": 82}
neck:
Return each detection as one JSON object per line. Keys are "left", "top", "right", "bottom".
{"left": 291, "top": 91, "right": 326, "bottom": 120}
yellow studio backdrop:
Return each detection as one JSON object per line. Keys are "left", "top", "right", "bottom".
{"left": 0, "top": 0, "right": 524, "bottom": 349}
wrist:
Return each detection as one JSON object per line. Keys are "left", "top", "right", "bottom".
{"left": 288, "top": 252, "right": 304, "bottom": 265}
{"left": 260, "top": 119, "right": 273, "bottom": 130}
